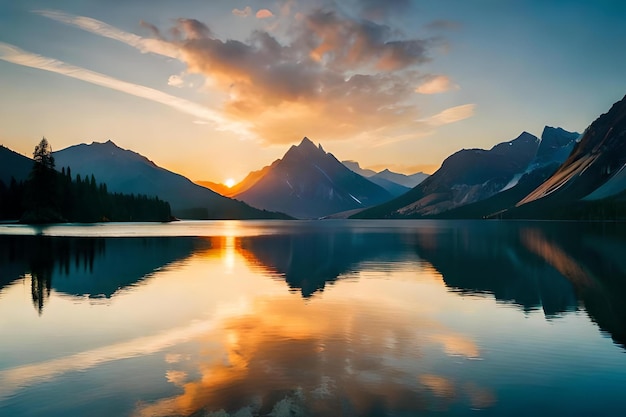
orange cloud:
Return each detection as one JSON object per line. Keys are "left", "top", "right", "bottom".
{"left": 426, "top": 104, "right": 476, "bottom": 126}
{"left": 232, "top": 6, "right": 252, "bottom": 17}
{"left": 35, "top": 8, "right": 473, "bottom": 148}
{"left": 151, "top": 10, "right": 443, "bottom": 144}
{"left": 415, "top": 74, "right": 459, "bottom": 94}
{"left": 255, "top": 9, "right": 274, "bottom": 19}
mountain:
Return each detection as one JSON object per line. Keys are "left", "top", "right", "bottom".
{"left": 342, "top": 160, "right": 377, "bottom": 177}
{"left": 499, "top": 126, "right": 579, "bottom": 192}
{"left": 342, "top": 161, "right": 410, "bottom": 196}
{"left": 196, "top": 165, "right": 272, "bottom": 198}
{"left": 0, "top": 145, "right": 32, "bottom": 185}
{"left": 503, "top": 94, "right": 626, "bottom": 219}
{"left": 372, "top": 169, "right": 429, "bottom": 188}
{"left": 233, "top": 137, "right": 393, "bottom": 219}
{"left": 353, "top": 132, "right": 540, "bottom": 218}
{"left": 342, "top": 160, "right": 429, "bottom": 189}
{"left": 436, "top": 126, "right": 579, "bottom": 219}
{"left": 53, "top": 140, "right": 290, "bottom": 220}
{"left": 365, "top": 176, "right": 411, "bottom": 197}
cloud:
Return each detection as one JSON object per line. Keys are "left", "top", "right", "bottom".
{"left": 255, "top": 9, "right": 274, "bottom": 19}
{"left": 175, "top": 18, "right": 211, "bottom": 40}
{"left": 34, "top": 9, "right": 179, "bottom": 59}
{"left": 35, "top": 7, "right": 471, "bottom": 146}
{"left": 0, "top": 42, "right": 251, "bottom": 136}
{"left": 426, "top": 104, "right": 476, "bottom": 126}
{"left": 167, "top": 74, "right": 185, "bottom": 87}
{"left": 139, "top": 19, "right": 162, "bottom": 38}
{"left": 232, "top": 6, "right": 252, "bottom": 17}
{"left": 150, "top": 9, "right": 440, "bottom": 143}
{"left": 415, "top": 75, "right": 459, "bottom": 94}
{"left": 302, "top": 9, "right": 431, "bottom": 71}
{"left": 279, "top": 0, "right": 295, "bottom": 16}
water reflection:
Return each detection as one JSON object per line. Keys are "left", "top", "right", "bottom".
{"left": 238, "top": 232, "right": 413, "bottom": 297}
{"left": 1, "top": 221, "right": 626, "bottom": 416}
{"left": 0, "top": 236, "right": 209, "bottom": 314}
{"left": 134, "top": 296, "right": 491, "bottom": 417}
{"left": 405, "top": 222, "right": 626, "bottom": 348}
{"left": 2, "top": 222, "right": 625, "bottom": 348}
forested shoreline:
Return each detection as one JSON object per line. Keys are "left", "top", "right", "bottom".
{"left": 0, "top": 138, "right": 172, "bottom": 223}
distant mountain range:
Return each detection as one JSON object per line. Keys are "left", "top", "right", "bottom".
{"left": 354, "top": 93, "right": 626, "bottom": 220}
{"left": 342, "top": 161, "right": 428, "bottom": 188}
{"left": 52, "top": 140, "right": 290, "bottom": 220}
{"left": 229, "top": 137, "right": 394, "bottom": 219}
{"left": 3, "top": 93, "right": 625, "bottom": 221}
{"left": 341, "top": 161, "right": 428, "bottom": 196}
{"left": 354, "top": 131, "right": 542, "bottom": 218}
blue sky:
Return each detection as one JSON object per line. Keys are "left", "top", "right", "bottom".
{"left": 1, "top": 0, "right": 625, "bottom": 183}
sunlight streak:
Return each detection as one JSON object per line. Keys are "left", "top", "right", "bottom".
{"left": 0, "top": 42, "right": 252, "bottom": 137}
{"left": 34, "top": 9, "right": 179, "bottom": 59}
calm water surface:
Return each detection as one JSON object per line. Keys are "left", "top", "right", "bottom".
{"left": 0, "top": 220, "right": 625, "bottom": 416}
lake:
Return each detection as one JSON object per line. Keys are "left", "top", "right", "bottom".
{"left": 0, "top": 220, "right": 625, "bottom": 417}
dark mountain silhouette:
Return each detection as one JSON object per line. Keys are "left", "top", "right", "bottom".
{"left": 353, "top": 132, "right": 540, "bottom": 218}
{"left": 435, "top": 126, "right": 579, "bottom": 219}
{"left": 233, "top": 137, "right": 393, "bottom": 218}
{"left": 53, "top": 140, "right": 290, "bottom": 220}
{"left": 0, "top": 145, "right": 32, "bottom": 185}
{"left": 502, "top": 94, "right": 626, "bottom": 219}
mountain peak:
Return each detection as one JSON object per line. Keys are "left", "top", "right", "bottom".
{"left": 87, "top": 139, "right": 121, "bottom": 150}
{"left": 284, "top": 137, "right": 327, "bottom": 160}
{"left": 297, "top": 137, "right": 321, "bottom": 152}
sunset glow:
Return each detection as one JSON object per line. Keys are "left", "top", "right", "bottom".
{"left": 0, "top": 1, "right": 624, "bottom": 183}
{"left": 224, "top": 178, "right": 236, "bottom": 188}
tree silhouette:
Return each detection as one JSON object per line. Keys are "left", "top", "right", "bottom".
{"left": 22, "top": 137, "right": 64, "bottom": 223}
{"left": 10, "top": 137, "right": 172, "bottom": 223}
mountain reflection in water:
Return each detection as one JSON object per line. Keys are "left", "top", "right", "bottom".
{"left": 0, "top": 220, "right": 625, "bottom": 417}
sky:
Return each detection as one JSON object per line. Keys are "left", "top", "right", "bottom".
{"left": 1, "top": 0, "right": 625, "bottom": 184}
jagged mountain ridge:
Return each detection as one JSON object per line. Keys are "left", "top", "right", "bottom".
{"left": 342, "top": 160, "right": 429, "bottom": 188}
{"left": 493, "top": 94, "right": 626, "bottom": 219}
{"left": 436, "top": 126, "right": 580, "bottom": 219}
{"left": 518, "top": 94, "right": 626, "bottom": 206}
{"left": 353, "top": 131, "right": 540, "bottom": 218}
{"left": 53, "top": 140, "right": 290, "bottom": 220}
{"left": 234, "top": 137, "right": 393, "bottom": 219}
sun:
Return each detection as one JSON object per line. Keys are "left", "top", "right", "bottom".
{"left": 225, "top": 178, "right": 236, "bottom": 188}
